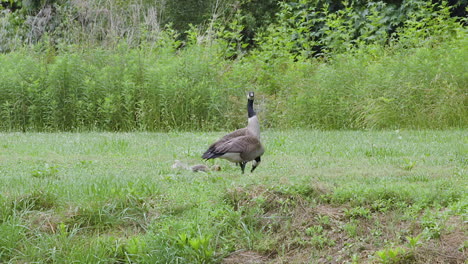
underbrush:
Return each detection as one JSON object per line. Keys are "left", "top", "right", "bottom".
{"left": 3, "top": 183, "right": 463, "bottom": 263}
{"left": 1, "top": 0, "right": 466, "bottom": 132}
{"left": 0, "top": 35, "right": 466, "bottom": 131}
{"left": 221, "top": 183, "right": 467, "bottom": 263}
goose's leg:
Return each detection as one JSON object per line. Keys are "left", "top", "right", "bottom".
{"left": 240, "top": 162, "right": 247, "bottom": 174}
{"left": 251, "top": 156, "right": 261, "bottom": 173}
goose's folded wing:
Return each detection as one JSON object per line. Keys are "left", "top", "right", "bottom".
{"left": 206, "top": 128, "right": 248, "bottom": 151}
{"left": 214, "top": 136, "right": 260, "bottom": 154}
{"left": 218, "top": 128, "right": 248, "bottom": 142}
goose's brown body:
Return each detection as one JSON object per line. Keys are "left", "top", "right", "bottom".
{"left": 202, "top": 92, "right": 264, "bottom": 173}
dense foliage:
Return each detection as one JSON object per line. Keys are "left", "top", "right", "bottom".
{"left": 0, "top": 0, "right": 467, "bottom": 131}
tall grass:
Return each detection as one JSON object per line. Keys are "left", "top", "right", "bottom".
{"left": 0, "top": 43, "right": 244, "bottom": 131}
{"left": 266, "top": 38, "right": 468, "bottom": 129}
{"left": 1, "top": 0, "right": 466, "bottom": 131}
{"left": 0, "top": 35, "right": 466, "bottom": 131}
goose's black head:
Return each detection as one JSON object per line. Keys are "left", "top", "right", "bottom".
{"left": 247, "top": 92, "right": 256, "bottom": 118}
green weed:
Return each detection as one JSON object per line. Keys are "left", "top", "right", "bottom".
{"left": 305, "top": 225, "right": 335, "bottom": 249}
{"left": 401, "top": 158, "right": 417, "bottom": 171}
{"left": 343, "top": 220, "right": 359, "bottom": 238}
{"left": 0, "top": 218, "right": 26, "bottom": 262}
{"left": 124, "top": 235, "right": 148, "bottom": 262}
{"left": 31, "top": 164, "right": 59, "bottom": 179}
{"left": 12, "top": 190, "right": 57, "bottom": 212}
{"left": 305, "top": 225, "right": 323, "bottom": 236}
{"left": 175, "top": 233, "right": 215, "bottom": 263}
{"left": 315, "top": 215, "right": 331, "bottom": 228}
{"left": 375, "top": 246, "right": 410, "bottom": 264}
{"left": 420, "top": 214, "right": 444, "bottom": 240}
{"left": 406, "top": 234, "right": 422, "bottom": 250}
{"left": 344, "top": 206, "right": 371, "bottom": 219}
{"left": 365, "top": 145, "right": 401, "bottom": 158}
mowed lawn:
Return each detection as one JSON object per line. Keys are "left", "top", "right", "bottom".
{"left": 0, "top": 130, "right": 466, "bottom": 263}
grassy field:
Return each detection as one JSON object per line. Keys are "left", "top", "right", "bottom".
{"left": 0, "top": 130, "right": 466, "bottom": 263}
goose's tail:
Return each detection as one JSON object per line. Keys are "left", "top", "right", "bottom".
{"left": 202, "top": 147, "right": 223, "bottom": 160}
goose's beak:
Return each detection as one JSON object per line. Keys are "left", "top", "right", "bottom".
{"left": 251, "top": 157, "right": 261, "bottom": 173}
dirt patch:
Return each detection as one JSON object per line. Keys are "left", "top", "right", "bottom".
{"left": 225, "top": 185, "right": 350, "bottom": 262}
{"left": 225, "top": 183, "right": 329, "bottom": 213}
{"left": 223, "top": 184, "right": 467, "bottom": 264}
{"left": 223, "top": 250, "right": 269, "bottom": 264}
{"left": 315, "top": 204, "right": 344, "bottom": 219}
{"left": 26, "top": 211, "right": 61, "bottom": 233}
{"left": 415, "top": 216, "right": 467, "bottom": 264}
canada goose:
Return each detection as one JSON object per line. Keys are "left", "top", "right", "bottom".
{"left": 202, "top": 92, "right": 264, "bottom": 173}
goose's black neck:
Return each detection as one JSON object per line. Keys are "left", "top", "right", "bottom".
{"left": 247, "top": 99, "right": 256, "bottom": 118}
